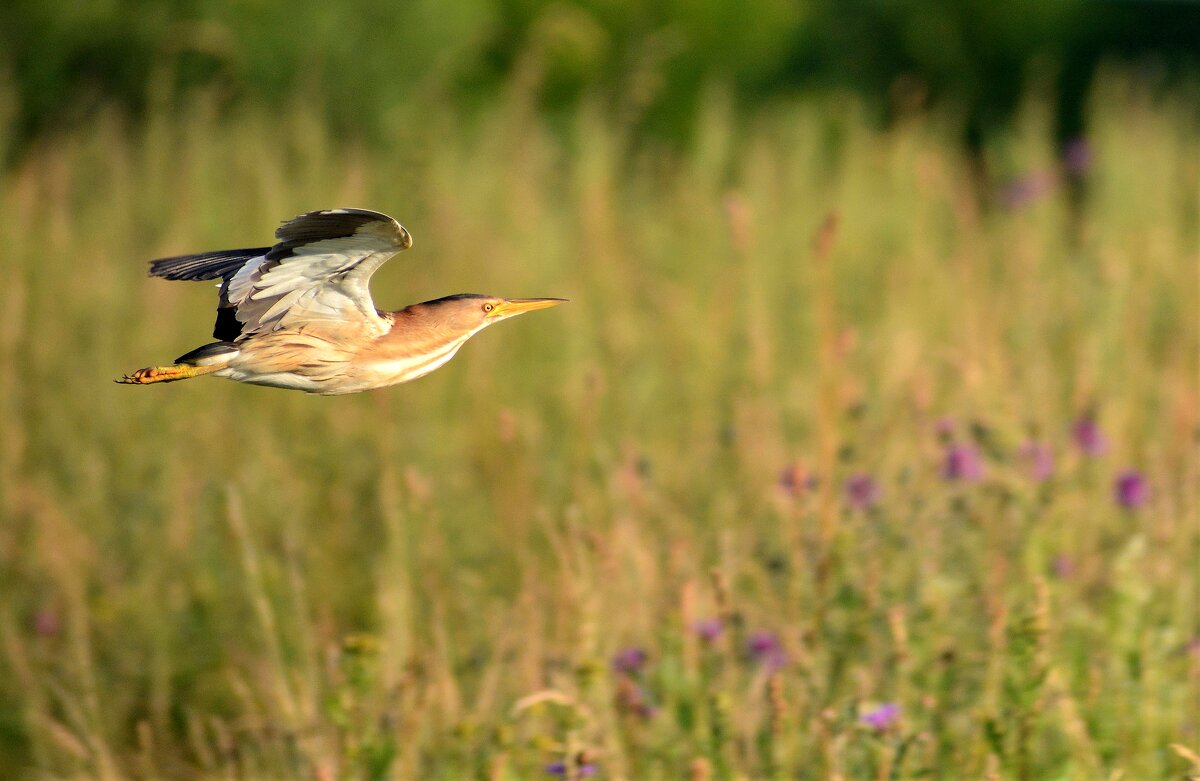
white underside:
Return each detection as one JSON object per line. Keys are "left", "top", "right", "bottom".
{"left": 363, "top": 336, "right": 468, "bottom": 384}
{"left": 215, "top": 367, "right": 332, "bottom": 393}
{"left": 211, "top": 334, "right": 473, "bottom": 395}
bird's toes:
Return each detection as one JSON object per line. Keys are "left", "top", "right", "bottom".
{"left": 115, "top": 368, "right": 155, "bottom": 384}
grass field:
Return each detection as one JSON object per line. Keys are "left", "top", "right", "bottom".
{"left": 0, "top": 79, "right": 1197, "bottom": 780}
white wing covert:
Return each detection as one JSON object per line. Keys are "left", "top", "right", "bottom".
{"left": 224, "top": 209, "right": 412, "bottom": 339}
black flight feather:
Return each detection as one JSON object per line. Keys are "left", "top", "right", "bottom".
{"left": 212, "top": 306, "right": 242, "bottom": 341}
{"left": 148, "top": 247, "right": 270, "bottom": 281}
{"left": 266, "top": 209, "right": 392, "bottom": 260}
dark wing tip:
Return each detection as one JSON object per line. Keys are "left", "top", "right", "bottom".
{"left": 274, "top": 208, "right": 408, "bottom": 248}
{"left": 148, "top": 248, "right": 269, "bottom": 281}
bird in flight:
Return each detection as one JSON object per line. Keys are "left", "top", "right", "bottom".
{"left": 118, "top": 208, "right": 565, "bottom": 394}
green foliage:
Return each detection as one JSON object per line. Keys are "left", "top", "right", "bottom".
{"left": 985, "top": 596, "right": 1051, "bottom": 780}
{"left": 4, "top": 0, "right": 1199, "bottom": 151}
{"left": 326, "top": 635, "right": 398, "bottom": 781}
{"left": 0, "top": 77, "right": 1196, "bottom": 779}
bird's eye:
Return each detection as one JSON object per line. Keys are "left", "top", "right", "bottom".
{"left": 483, "top": 303, "right": 494, "bottom": 313}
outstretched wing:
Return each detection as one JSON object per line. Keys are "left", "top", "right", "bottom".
{"left": 225, "top": 208, "right": 413, "bottom": 340}
{"left": 147, "top": 209, "right": 412, "bottom": 341}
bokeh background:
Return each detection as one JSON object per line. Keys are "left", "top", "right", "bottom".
{"left": 1, "top": 2, "right": 1197, "bottom": 779}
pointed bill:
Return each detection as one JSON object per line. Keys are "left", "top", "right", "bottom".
{"left": 488, "top": 298, "right": 568, "bottom": 319}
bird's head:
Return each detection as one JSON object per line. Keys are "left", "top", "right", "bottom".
{"left": 418, "top": 294, "right": 567, "bottom": 335}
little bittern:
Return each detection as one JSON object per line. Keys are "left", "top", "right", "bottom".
{"left": 118, "top": 208, "right": 565, "bottom": 394}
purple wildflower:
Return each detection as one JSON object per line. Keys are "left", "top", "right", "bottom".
{"left": 778, "top": 463, "right": 817, "bottom": 498}
{"left": 693, "top": 618, "right": 724, "bottom": 642}
{"left": 860, "top": 702, "right": 901, "bottom": 732}
{"left": 545, "top": 762, "right": 598, "bottom": 777}
{"left": 1018, "top": 440, "right": 1055, "bottom": 482}
{"left": 33, "top": 610, "right": 60, "bottom": 637}
{"left": 746, "top": 631, "right": 788, "bottom": 671}
{"left": 616, "top": 678, "right": 658, "bottom": 719}
{"left": 747, "top": 631, "right": 778, "bottom": 655}
{"left": 1062, "top": 138, "right": 1093, "bottom": 175}
{"left": 1072, "top": 414, "right": 1107, "bottom": 457}
{"left": 1050, "top": 554, "right": 1075, "bottom": 580}
{"left": 843, "top": 473, "right": 881, "bottom": 510}
{"left": 633, "top": 701, "right": 657, "bottom": 719}
{"left": 611, "top": 647, "right": 647, "bottom": 674}
{"left": 941, "top": 443, "right": 984, "bottom": 482}
{"left": 1001, "top": 172, "right": 1053, "bottom": 209}
{"left": 1113, "top": 470, "right": 1148, "bottom": 509}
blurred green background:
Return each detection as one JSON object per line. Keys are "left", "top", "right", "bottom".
{"left": 1, "top": 2, "right": 1198, "bottom": 780}
{"left": 4, "top": 0, "right": 1199, "bottom": 154}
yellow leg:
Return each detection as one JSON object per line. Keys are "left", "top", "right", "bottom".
{"left": 115, "top": 363, "right": 218, "bottom": 385}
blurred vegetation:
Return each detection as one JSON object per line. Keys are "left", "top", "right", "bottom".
{"left": 3, "top": 0, "right": 1200, "bottom": 154}
{"left": 0, "top": 69, "right": 1196, "bottom": 777}
{"left": 1, "top": 2, "right": 1198, "bottom": 778}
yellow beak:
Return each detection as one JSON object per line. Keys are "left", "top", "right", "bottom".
{"left": 489, "top": 298, "right": 568, "bottom": 319}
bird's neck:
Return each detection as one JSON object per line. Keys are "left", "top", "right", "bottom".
{"left": 373, "top": 305, "right": 475, "bottom": 360}
{"left": 358, "top": 311, "right": 476, "bottom": 385}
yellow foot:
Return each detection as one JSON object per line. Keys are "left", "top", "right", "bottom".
{"left": 115, "top": 364, "right": 210, "bottom": 385}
